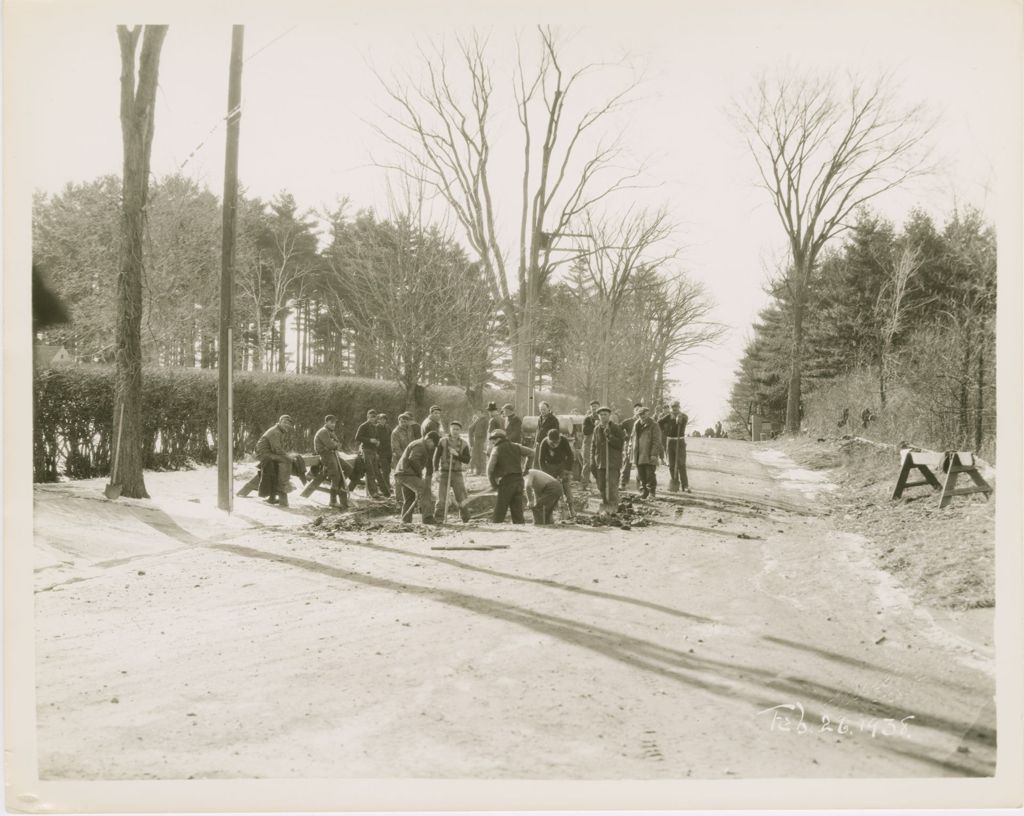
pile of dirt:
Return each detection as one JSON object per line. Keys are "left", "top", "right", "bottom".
{"left": 307, "top": 512, "right": 453, "bottom": 539}
{"left": 778, "top": 436, "right": 995, "bottom": 610}
{"left": 574, "top": 497, "right": 655, "bottom": 530}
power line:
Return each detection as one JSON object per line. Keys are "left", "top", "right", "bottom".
{"left": 176, "top": 25, "right": 296, "bottom": 172}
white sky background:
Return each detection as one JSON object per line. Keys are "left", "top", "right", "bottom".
{"left": 12, "top": 0, "right": 1019, "bottom": 428}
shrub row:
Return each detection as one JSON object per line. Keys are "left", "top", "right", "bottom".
{"left": 34, "top": 364, "right": 578, "bottom": 482}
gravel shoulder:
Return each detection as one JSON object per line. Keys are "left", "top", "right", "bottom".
{"left": 32, "top": 440, "right": 996, "bottom": 779}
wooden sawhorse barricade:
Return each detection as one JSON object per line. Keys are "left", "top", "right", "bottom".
{"left": 892, "top": 449, "right": 993, "bottom": 509}
{"left": 236, "top": 452, "right": 358, "bottom": 507}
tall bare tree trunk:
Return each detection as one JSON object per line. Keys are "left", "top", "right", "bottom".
{"left": 785, "top": 287, "right": 806, "bottom": 434}
{"left": 114, "top": 25, "right": 168, "bottom": 498}
{"left": 277, "top": 311, "right": 287, "bottom": 372}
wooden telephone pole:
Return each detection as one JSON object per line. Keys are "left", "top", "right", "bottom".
{"left": 217, "top": 25, "right": 244, "bottom": 512}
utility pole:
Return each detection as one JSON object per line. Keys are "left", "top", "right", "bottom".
{"left": 217, "top": 24, "right": 244, "bottom": 512}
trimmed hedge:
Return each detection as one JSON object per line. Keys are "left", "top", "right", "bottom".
{"left": 33, "top": 364, "right": 578, "bottom": 482}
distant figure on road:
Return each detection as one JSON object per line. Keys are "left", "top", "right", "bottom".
{"left": 631, "top": 406, "right": 663, "bottom": 499}
{"left": 255, "top": 414, "right": 296, "bottom": 507}
{"left": 581, "top": 400, "right": 601, "bottom": 488}
{"left": 524, "top": 468, "right": 564, "bottom": 525}
{"left": 660, "top": 401, "right": 690, "bottom": 493}
{"left": 395, "top": 431, "right": 439, "bottom": 524}
{"left": 434, "top": 420, "right": 472, "bottom": 522}
{"left": 592, "top": 406, "right": 624, "bottom": 514}
{"left": 487, "top": 428, "right": 534, "bottom": 524}
{"left": 313, "top": 414, "right": 346, "bottom": 508}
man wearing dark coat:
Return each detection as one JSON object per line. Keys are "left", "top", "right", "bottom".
{"left": 538, "top": 427, "right": 575, "bottom": 520}
{"left": 390, "top": 412, "right": 418, "bottom": 498}
{"left": 487, "top": 429, "right": 534, "bottom": 524}
{"left": 255, "top": 414, "right": 296, "bottom": 507}
{"left": 433, "top": 420, "right": 473, "bottom": 522}
{"left": 591, "top": 406, "right": 625, "bottom": 514}
{"left": 374, "top": 412, "right": 393, "bottom": 497}
{"left": 353, "top": 408, "right": 384, "bottom": 499}
{"left": 660, "top": 400, "right": 690, "bottom": 492}
{"left": 421, "top": 405, "right": 445, "bottom": 438}
{"left": 631, "top": 406, "right": 663, "bottom": 498}
{"left": 619, "top": 403, "right": 643, "bottom": 490}
{"left": 532, "top": 400, "right": 561, "bottom": 465}
{"left": 501, "top": 403, "right": 523, "bottom": 443}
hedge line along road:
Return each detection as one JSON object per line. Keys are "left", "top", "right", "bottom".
{"left": 32, "top": 438, "right": 995, "bottom": 779}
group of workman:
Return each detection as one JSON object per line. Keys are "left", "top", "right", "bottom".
{"left": 254, "top": 397, "right": 690, "bottom": 526}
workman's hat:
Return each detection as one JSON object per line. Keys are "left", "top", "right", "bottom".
{"left": 425, "top": 431, "right": 441, "bottom": 445}
{"left": 486, "top": 401, "right": 498, "bottom": 411}
{"left": 449, "top": 420, "right": 463, "bottom": 429}
{"left": 398, "top": 412, "right": 414, "bottom": 421}
{"left": 597, "top": 406, "right": 612, "bottom": 415}
{"left": 366, "top": 408, "right": 378, "bottom": 416}
{"left": 589, "top": 400, "right": 601, "bottom": 407}
{"left": 546, "top": 428, "right": 560, "bottom": 440}
{"left": 671, "top": 400, "right": 680, "bottom": 407}
{"left": 278, "top": 414, "right": 294, "bottom": 425}
{"left": 637, "top": 406, "right": 650, "bottom": 414}
{"left": 429, "top": 404, "right": 442, "bottom": 412}
{"left": 377, "top": 413, "right": 389, "bottom": 420}
{"left": 489, "top": 428, "right": 507, "bottom": 440}
{"left": 501, "top": 403, "right": 515, "bottom": 412}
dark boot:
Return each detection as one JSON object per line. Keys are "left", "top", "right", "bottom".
{"left": 329, "top": 490, "right": 339, "bottom": 507}
{"left": 460, "top": 505, "right": 471, "bottom": 523}
{"left": 265, "top": 492, "right": 279, "bottom": 505}
{"left": 278, "top": 493, "right": 289, "bottom": 508}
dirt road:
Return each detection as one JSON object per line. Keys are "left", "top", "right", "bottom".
{"left": 33, "top": 438, "right": 995, "bottom": 779}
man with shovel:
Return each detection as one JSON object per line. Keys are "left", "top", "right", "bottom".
{"left": 591, "top": 406, "right": 625, "bottom": 514}
{"left": 433, "top": 420, "right": 472, "bottom": 523}
{"left": 314, "top": 414, "right": 348, "bottom": 510}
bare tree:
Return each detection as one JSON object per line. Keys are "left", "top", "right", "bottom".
{"left": 577, "top": 207, "right": 675, "bottom": 402}
{"left": 373, "top": 26, "right": 642, "bottom": 413}
{"left": 114, "top": 24, "right": 168, "bottom": 498}
{"left": 737, "top": 72, "right": 933, "bottom": 432}
{"left": 873, "top": 241, "right": 924, "bottom": 407}
{"left": 324, "top": 185, "right": 495, "bottom": 409}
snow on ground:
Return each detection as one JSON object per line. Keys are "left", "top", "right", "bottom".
{"left": 752, "top": 448, "right": 839, "bottom": 499}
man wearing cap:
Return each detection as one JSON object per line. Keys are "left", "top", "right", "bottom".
{"left": 354, "top": 409, "right": 384, "bottom": 499}
{"left": 524, "top": 467, "right": 565, "bottom": 525}
{"left": 501, "top": 403, "right": 523, "bottom": 444}
{"left": 313, "top": 415, "right": 347, "bottom": 509}
{"left": 395, "top": 431, "right": 440, "bottom": 524}
{"left": 538, "top": 427, "right": 576, "bottom": 520}
{"left": 421, "top": 405, "right": 445, "bottom": 438}
{"left": 661, "top": 400, "right": 690, "bottom": 492}
{"left": 390, "top": 412, "right": 417, "bottom": 496}
{"left": 581, "top": 399, "right": 601, "bottom": 488}
{"left": 481, "top": 401, "right": 503, "bottom": 460}
{"left": 374, "top": 413, "right": 393, "bottom": 497}
{"left": 619, "top": 403, "right": 644, "bottom": 491}
{"left": 631, "top": 405, "right": 663, "bottom": 499}
{"left": 433, "top": 420, "right": 473, "bottom": 522}
{"left": 255, "top": 414, "right": 296, "bottom": 507}
{"left": 591, "top": 406, "right": 624, "bottom": 513}
{"left": 486, "top": 428, "right": 534, "bottom": 524}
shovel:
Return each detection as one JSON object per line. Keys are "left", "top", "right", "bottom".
{"left": 104, "top": 402, "right": 125, "bottom": 500}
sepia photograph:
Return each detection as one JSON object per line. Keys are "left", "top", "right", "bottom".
{"left": 4, "top": 0, "right": 1022, "bottom": 811}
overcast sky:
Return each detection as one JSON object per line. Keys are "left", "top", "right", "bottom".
{"left": 8, "top": 0, "right": 1020, "bottom": 426}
